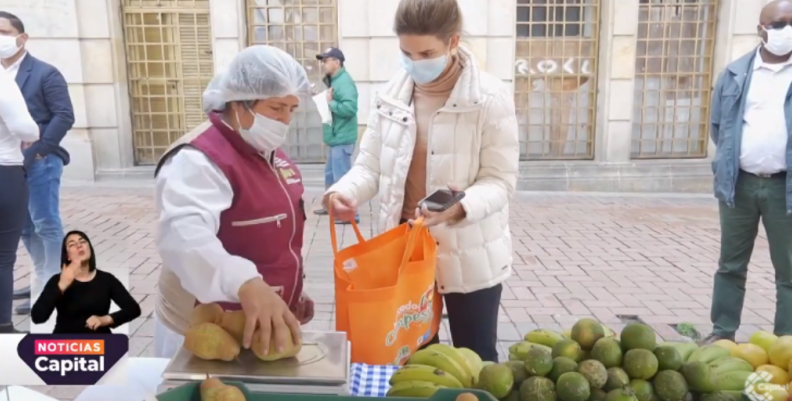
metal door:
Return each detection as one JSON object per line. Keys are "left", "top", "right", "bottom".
{"left": 514, "top": 0, "right": 601, "bottom": 160}
{"left": 246, "top": 0, "right": 338, "bottom": 163}
{"left": 122, "top": 0, "right": 214, "bottom": 165}
{"left": 631, "top": 0, "right": 718, "bottom": 159}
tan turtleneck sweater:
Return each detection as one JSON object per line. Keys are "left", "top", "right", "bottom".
{"left": 401, "top": 56, "right": 463, "bottom": 220}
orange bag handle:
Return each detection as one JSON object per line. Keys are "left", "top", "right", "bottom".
{"left": 328, "top": 195, "right": 366, "bottom": 256}
{"left": 328, "top": 194, "right": 425, "bottom": 271}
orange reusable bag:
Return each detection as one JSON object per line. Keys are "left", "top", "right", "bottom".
{"left": 330, "top": 211, "right": 443, "bottom": 366}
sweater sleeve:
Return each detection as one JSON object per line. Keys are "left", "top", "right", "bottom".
{"left": 106, "top": 272, "right": 142, "bottom": 329}
{"left": 31, "top": 274, "right": 64, "bottom": 324}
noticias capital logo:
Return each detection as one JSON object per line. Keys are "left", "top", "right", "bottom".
{"left": 17, "top": 334, "right": 129, "bottom": 385}
{"left": 34, "top": 339, "right": 105, "bottom": 375}
{"left": 744, "top": 371, "right": 789, "bottom": 401}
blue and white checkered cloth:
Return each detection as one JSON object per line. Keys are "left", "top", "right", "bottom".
{"left": 349, "top": 363, "right": 400, "bottom": 397}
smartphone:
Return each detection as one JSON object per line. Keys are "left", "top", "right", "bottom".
{"left": 419, "top": 189, "right": 465, "bottom": 212}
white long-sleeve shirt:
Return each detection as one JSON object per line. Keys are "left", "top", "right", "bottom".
{"left": 0, "top": 66, "right": 38, "bottom": 165}
{"left": 155, "top": 147, "right": 262, "bottom": 304}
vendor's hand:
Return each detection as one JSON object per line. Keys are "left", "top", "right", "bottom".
{"left": 294, "top": 293, "right": 315, "bottom": 325}
{"left": 324, "top": 192, "right": 357, "bottom": 222}
{"left": 85, "top": 316, "right": 104, "bottom": 330}
{"left": 238, "top": 278, "right": 301, "bottom": 354}
{"left": 326, "top": 87, "right": 334, "bottom": 102}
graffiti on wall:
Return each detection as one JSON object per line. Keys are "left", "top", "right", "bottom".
{"left": 514, "top": 57, "right": 593, "bottom": 76}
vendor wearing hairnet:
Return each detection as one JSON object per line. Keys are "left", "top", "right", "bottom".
{"left": 151, "top": 45, "right": 313, "bottom": 358}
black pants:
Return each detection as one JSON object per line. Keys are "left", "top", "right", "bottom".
{"left": 422, "top": 284, "right": 503, "bottom": 362}
{"left": 0, "top": 165, "right": 28, "bottom": 325}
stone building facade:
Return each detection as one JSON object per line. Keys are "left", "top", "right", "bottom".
{"left": 0, "top": 0, "right": 768, "bottom": 191}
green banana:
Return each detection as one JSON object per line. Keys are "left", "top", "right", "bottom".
{"left": 687, "top": 345, "right": 730, "bottom": 363}
{"left": 389, "top": 364, "right": 464, "bottom": 388}
{"left": 386, "top": 381, "right": 445, "bottom": 397}
{"left": 707, "top": 357, "right": 754, "bottom": 375}
{"left": 425, "top": 344, "right": 474, "bottom": 384}
{"left": 659, "top": 341, "right": 699, "bottom": 361}
{"left": 508, "top": 341, "right": 552, "bottom": 360}
{"left": 456, "top": 348, "right": 483, "bottom": 384}
{"left": 406, "top": 349, "right": 472, "bottom": 387}
{"left": 524, "top": 329, "right": 565, "bottom": 348}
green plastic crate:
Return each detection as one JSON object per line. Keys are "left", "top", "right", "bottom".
{"left": 156, "top": 381, "right": 497, "bottom": 401}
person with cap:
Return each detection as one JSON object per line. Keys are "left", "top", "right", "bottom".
{"left": 312, "top": 47, "right": 359, "bottom": 223}
{"left": 151, "top": 45, "right": 314, "bottom": 358}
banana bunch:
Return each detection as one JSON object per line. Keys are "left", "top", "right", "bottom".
{"left": 386, "top": 344, "right": 483, "bottom": 397}
{"left": 681, "top": 346, "right": 755, "bottom": 393}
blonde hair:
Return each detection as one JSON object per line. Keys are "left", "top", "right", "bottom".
{"left": 393, "top": 0, "right": 463, "bottom": 42}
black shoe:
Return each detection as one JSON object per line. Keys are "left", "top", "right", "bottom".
{"left": 697, "top": 333, "right": 734, "bottom": 346}
{"left": 14, "top": 300, "right": 30, "bottom": 316}
{"left": 13, "top": 286, "right": 30, "bottom": 300}
{"left": 313, "top": 208, "right": 329, "bottom": 216}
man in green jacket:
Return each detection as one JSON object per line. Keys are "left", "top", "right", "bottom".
{"left": 313, "top": 47, "right": 359, "bottom": 223}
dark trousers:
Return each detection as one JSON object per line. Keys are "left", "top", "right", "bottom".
{"left": 0, "top": 165, "right": 29, "bottom": 325}
{"left": 712, "top": 171, "right": 792, "bottom": 337}
{"left": 421, "top": 284, "right": 503, "bottom": 362}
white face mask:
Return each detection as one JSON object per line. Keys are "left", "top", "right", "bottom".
{"left": 0, "top": 35, "right": 20, "bottom": 59}
{"left": 235, "top": 107, "right": 290, "bottom": 153}
{"left": 400, "top": 52, "right": 449, "bottom": 85}
{"left": 763, "top": 26, "right": 792, "bottom": 56}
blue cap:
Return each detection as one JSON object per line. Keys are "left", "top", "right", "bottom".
{"left": 316, "top": 47, "right": 345, "bottom": 63}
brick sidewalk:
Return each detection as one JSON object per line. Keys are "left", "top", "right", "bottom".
{"left": 10, "top": 185, "right": 779, "bottom": 400}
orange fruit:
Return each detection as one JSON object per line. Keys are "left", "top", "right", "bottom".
{"left": 731, "top": 343, "right": 769, "bottom": 368}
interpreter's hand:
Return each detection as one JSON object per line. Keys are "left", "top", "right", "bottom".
{"left": 326, "top": 87, "right": 334, "bottom": 102}
{"left": 85, "top": 316, "right": 104, "bottom": 330}
{"left": 238, "top": 278, "right": 301, "bottom": 355}
{"left": 324, "top": 192, "right": 357, "bottom": 222}
{"left": 58, "top": 259, "right": 81, "bottom": 292}
{"left": 294, "top": 293, "right": 315, "bottom": 325}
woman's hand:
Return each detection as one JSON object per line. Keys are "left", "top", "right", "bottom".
{"left": 85, "top": 315, "right": 108, "bottom": 330}
{"left": 58, "top": 260, "right": 81, "bottom": 292}
{"left": 294, "top": 293, "right": 315, "bottom": 325}
{"left": 237, "top": 278, "right": 301, "bottom": 354}
{"left": 324, "top": 192, "right": 357, "bottom": 222}
{"left": 414, "top": 202, "right": 466, "bottom": 227}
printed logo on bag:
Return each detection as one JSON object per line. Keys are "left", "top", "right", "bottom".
{"left": 386, "top": 284, "right": 436, "bottom": 348}
{"left": 744, "top": 371, "right": 789, "bottom": 401}
{"left": 17, "top": 334, "right": 129, "bottom": 385}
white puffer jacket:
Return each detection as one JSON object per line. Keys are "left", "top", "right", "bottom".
{"left": 327, "top": 47, "right": 519, "bottom": 294}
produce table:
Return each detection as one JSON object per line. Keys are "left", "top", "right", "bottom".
{"left": 0, "top": 359, "right": 401, "bottom": 401}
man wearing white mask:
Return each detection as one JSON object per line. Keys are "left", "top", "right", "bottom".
{"left": 152, "top": 45, "right": 314, "bottom": 358}
{"left": 0, "top": 11, "right": 74, "bottom": 316}
{"left": 703, "top": 0, "right": 792, "bottom": 344}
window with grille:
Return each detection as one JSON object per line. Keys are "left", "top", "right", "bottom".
{"left": 514, "top": 0, "right": 600, "bottom": 160}
{"left": 247, "top": 0, "right": 338, "bottom": 163}
{"left": 630, "top": 0, "right": 718, "bottom": 159}
{"left": 122, "top": 0, "right": 214, "bottom": 166}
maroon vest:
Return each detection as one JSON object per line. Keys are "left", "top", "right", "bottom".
{"left": 156, "top": 112, "right": 306, "bottom": 312}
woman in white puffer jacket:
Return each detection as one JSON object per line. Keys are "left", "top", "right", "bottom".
{"left": 324, "top": 0, "right": 519, "bottom": 362}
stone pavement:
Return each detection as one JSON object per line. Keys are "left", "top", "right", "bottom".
{"left": 10, "top": 184, "right": 780, "bottom": 400}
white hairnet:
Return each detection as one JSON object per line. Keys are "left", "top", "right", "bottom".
{"left": 202, "top": 45, "right": 311, "bottom": 113}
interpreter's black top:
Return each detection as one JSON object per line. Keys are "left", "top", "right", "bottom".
{"left": 30, "top": 269, "right": 142, "bottom": 334}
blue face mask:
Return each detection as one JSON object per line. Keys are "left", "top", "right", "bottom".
{"left": 400, "top": 53, "right": 448, "bottom": 85}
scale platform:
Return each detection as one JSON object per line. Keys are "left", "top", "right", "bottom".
{"left": 159, "top": 331, "right": 350, "bottom": 395}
